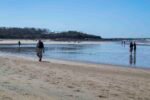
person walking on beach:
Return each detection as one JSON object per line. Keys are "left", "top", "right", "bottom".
{"left": 36, "top": 40, "right": 45, "bottom": 62}
{"left": 130, "top": 42, "right": 133, "bottom": 54}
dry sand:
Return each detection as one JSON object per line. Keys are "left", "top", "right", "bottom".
{"left": 0, "top": 55, "right": 149, "bottom": 100}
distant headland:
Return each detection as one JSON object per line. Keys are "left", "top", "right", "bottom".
{"left": 0, "top": 27, "right": 102, "bottom": 41}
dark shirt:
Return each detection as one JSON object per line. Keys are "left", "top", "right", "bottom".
{"left": 18, "top": 41, "right": 21, "bottom": 45}
{"left": 133, "top": 43, "right": 136, "bottom": 50}
{"left": 37, "top": 41, "right": 44, "bottom": 49}
{"left": 130, "top": 43, "right": 133, "bottom": 49}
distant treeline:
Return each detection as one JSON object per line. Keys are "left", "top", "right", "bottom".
{"left": 0, "top": 27, "right": 102, "bottom": 41}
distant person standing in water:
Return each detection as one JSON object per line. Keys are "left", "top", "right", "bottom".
{"left": 36, "top": 40, "right": 45, "bottom": 62}
{"left": 130, "top": 42, "right": 133, "bottom": 54}
{"left": 133, "top": 42, "right": 136, "bottom": 53}
{"left": 18, "top": 41, "right": 21, "bottom": 47}
{"left": 129, "top": 41, "right": 137, "bottom": 66}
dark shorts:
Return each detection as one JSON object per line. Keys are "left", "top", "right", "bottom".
{"left": 37, "top": 49, "right": 43, "bottom": 58}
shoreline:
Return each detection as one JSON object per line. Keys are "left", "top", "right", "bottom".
{"left": 0, "top": 53, "right": 150, "bottom": 99}
{"left": 0, "top": 52, "right": 146, "bottom": 70}
{"left": 1, "top": 51, "right": 150, "bottom": 71}
{"left": 1, "top": 52, "right": 150, "bottom": 72}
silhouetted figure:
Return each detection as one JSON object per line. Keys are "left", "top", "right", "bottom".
{"left": 36, "top": 40, "right": 45, "bottom": 62}
{"left": 133, "top": 42, "right": 136, "bottom": 53}
{"left": 130, "top": 42, "right": 133, "bottom": 54}
{"left": 129, "top": 42, "right": 136, "bottom": 66}
{"left": 123, "top": 41, "right": 126, "bottom": 47}
{"left": 121, "top": 41, "right": 124, "bottom": 45}
{"left": 18, "top": 41, "right": 21, "bottom": 47}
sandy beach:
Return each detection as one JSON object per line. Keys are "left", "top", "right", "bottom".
{"left": 0, "top": 55, "right": 149, "bottom": 100}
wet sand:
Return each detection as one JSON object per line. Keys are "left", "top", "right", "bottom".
{"left": 0, "top": 55, "right": 149, "bottom": 100}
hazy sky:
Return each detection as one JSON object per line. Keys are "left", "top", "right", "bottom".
{"left": 0, "top": 0, "right": 150, "bottom": 38}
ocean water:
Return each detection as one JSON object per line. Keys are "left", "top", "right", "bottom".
{"left": 0, "top": 42, "right": 150, "bottom": 69}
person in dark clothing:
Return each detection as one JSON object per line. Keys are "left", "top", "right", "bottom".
{"left": 36, "top": 40, "right": 45, "bottom": 62}
{"left": 129, "top": 41, "right": 137, "bottom": 66}
{"left": 133, "top": 42, "right": 136, "bottom": 53}
{"left": 130, "top": 42, "right": 133, "bottom": 54}
{"left": 18, "top": 41, "right": 21, "bottom": 47}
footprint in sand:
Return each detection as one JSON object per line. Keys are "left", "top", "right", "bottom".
{"left": 1, "top": 96, "right": 13, "bottom": 100}
{"left": 66, "top": 95, "right": 74, "bottom": 97}
{"left": 2, "top": 64, "right": 6, "bottom": 66}
{"left": 98, "top": 94, "right": 108, "bottom": 99}
{"left": 3, "top": 81, "right": 10, "bottom": 84}
{"left": 67, "top": 85, "right": 74, "bottom": 89}
{"left": 74, "top": 89, "right": 81, "bottom": 92}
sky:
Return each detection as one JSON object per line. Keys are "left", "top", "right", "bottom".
{"left": 0, "top": 0, "right": 150, "bottom": 38}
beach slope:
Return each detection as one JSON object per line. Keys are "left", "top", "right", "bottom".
{"left": 0, "top": 56, "right": 149, "bottom": 100}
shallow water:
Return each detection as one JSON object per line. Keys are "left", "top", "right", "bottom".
{"left": 0, "top": 42, "right": 150, "bottom": 68}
